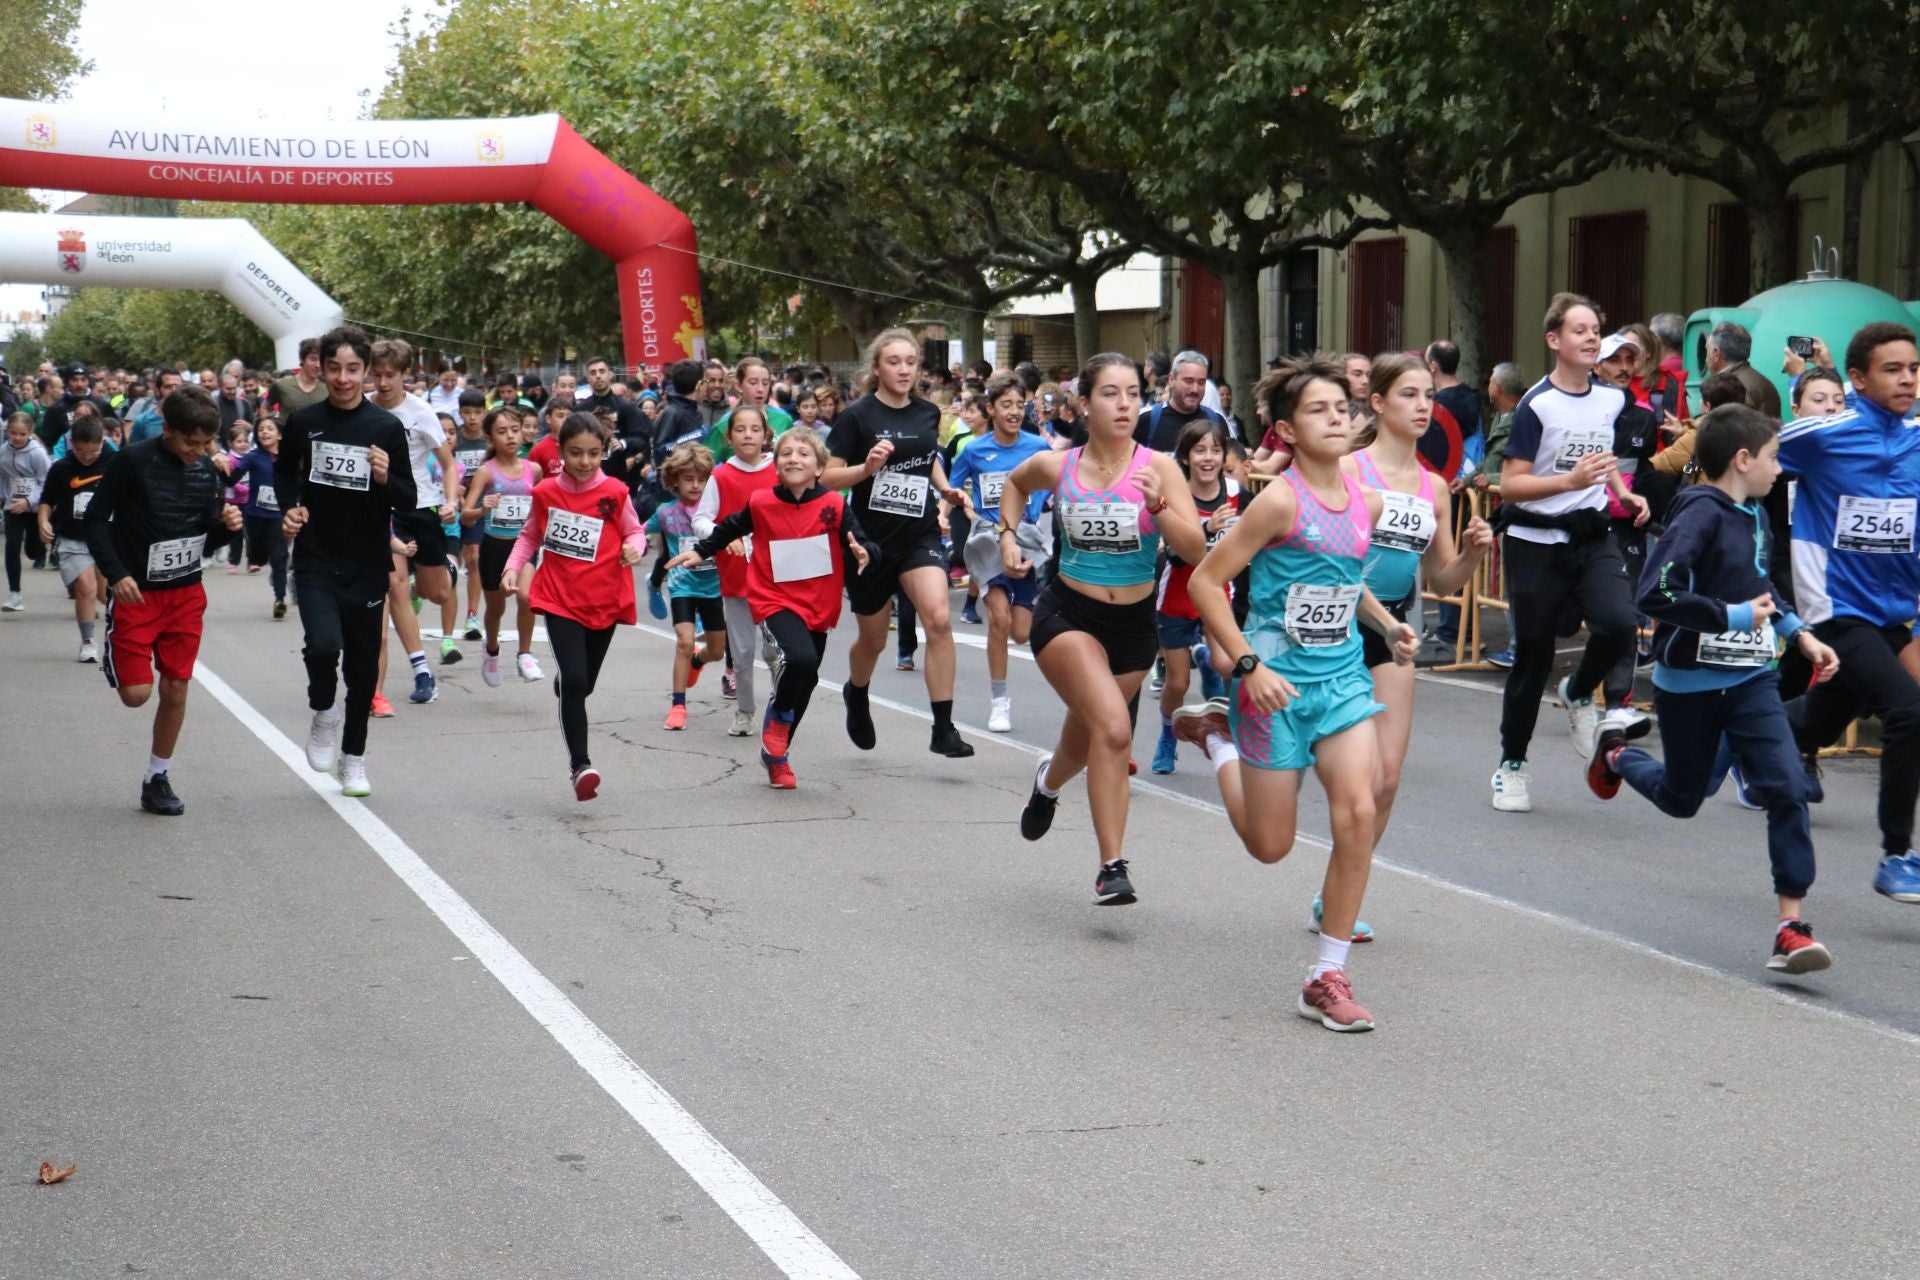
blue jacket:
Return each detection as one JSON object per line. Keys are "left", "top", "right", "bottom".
{"left": 1640, "top": 483, "right": 1805, "bottom": 692}
{"left": 1779, "top": 390, "right": 1920, "bottom": 628}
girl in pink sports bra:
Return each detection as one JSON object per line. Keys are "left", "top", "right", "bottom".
{"left": 1332, "top": 353, "right": 1492, "bottom": 944}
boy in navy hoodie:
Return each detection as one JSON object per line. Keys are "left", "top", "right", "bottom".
{"left": 1588, "top": 405, "right": 1842, "bottom": 974}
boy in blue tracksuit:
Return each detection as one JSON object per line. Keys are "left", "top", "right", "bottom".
{"left": 1775, "top": 322, "right": 1920, "bottom": 905}
{"left": 1588, "top": 405, "right": 1842, "bottom": 974}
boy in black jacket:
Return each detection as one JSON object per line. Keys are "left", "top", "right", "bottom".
{"left": 1588, "top": 405, "right": 1841, "bottom": 973}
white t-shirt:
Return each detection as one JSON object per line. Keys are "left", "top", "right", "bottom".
{"left": 424, "top": 384, "right": 463, "bottom": 413}
{"left": 1504, "top": 378, "right": 1627, "bottom": 545}
{"left": 382, "top": 393, "right": 448, "bottom": 508}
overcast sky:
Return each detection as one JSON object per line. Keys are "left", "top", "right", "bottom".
{"left": 4, "top": 0, "right": 423, "bottom": 316}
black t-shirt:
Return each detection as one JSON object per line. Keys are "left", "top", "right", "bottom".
{"left": 42, "top": 451, "right": 112, "bottom": 540}
{"left": 277, "top": 397, "right": 428, "bottom": 580}
{"left": 1134, "top": 403, "right": 1212, "bottom": 453}
{"left": 39, "top": 393, "right": 111, "bottom": 450}
{"left": 450, "top": 429, "right": 491, "bottom": 477}
{"left": 579, "top": 389, "right": 652, "bottom": 489}
{"left": 826, "top": 393, "right": 944, "bottom": 553}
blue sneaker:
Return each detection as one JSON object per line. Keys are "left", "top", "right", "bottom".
{"left": 1486, "top": 648, "right": 1515, "bottom": 669}
{"left": 1727, "top": 761, "right": 1764, "bottom": 810}
{"left": 647, "top": 587, "right": 668, "bottom": 620}
{"left": 1194, "top": 644, "right": 1226, "bottom": 701}
{"left": 1801, "top": 752, "right": 1825, "bottom": 804}
{"left": 1873, "top": 851, "right": 1920, "bottom": 903}
{"left": 960, "top": 601, "right": 982, "bottom": 625}
{"left": 408, "top": 670, "right": 438, "bottom": 704}
{"left": 1310, "top": 893, "right": 1375, "bottom": 943}
{"left": 1151, "top": 728, "right": 1178, "bottom": 775}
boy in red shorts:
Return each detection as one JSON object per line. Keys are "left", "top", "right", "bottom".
{"left": 83, "top": 383, "right": 243, "bottom": 814}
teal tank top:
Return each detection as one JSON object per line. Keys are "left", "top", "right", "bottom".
{"left": 1353, "top": 448, "right": 1438, "bottom": 604}
{"left": 1246, "top": 470, "right": 1372, "bottom": 681}
{"left": 1056, "top": 444, "right": 1162, "bottom": 587}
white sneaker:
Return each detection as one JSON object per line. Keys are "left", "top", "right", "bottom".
{"left": 306, "top": 710, "right": 341, "bottom": 773}
{"left": 1557, "top": 676, "right": 1597, "bottom": 757}
{"left": 481, "top": 652, "right": 502, "bottom": 687}
{"left": 728, "top": 710, "right": 754, "bottom": 737}
{"left": 2, "top": 593, "right": 23, "bottom": 612}
{"left": 1601, "top": 705, "right": 1650, "bottom": 737}
{"left": 1491, "top": 760, "right": 1532, "bottom": 812}
{"left": 337, "top": 753, "right": 371, "bottom": 797}
{"left": 77, "top": 641, "right": 98, "bottom": 663}
{"left": 987, "top": 696, "right": 1012, "bottom": 733}
{"left": 517, "top": 652, "right": 545, "bottom": 682}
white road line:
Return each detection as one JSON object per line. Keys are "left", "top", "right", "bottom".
{"left": 191, "top": 662, "right": 861, "bottom": 1280}
{"left": 629, "top": 622, "right": 1920, "bottom": 1051}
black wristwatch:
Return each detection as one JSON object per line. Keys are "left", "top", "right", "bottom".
{"left": 1232, "top": 653, "right": 1261, "bottom": 678}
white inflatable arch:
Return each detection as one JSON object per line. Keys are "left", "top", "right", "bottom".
{"left": 0, "top": 210, "right": 345, "bottom": 369}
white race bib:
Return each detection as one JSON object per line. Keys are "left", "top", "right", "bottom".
{"left": 146, "top": 534, "right": 205, "bottom": 582}
{"left": 1061, "top": 500, "right": 1142, "bottom": 555}
{"left": 9, "top": 476, "right": 32, "bottom": 498}
{"left": 678, "top": 535, "right": 699, "bottom": 558}
{"left": 1553, "top": 425, "right": 1612, "bottom": 474}
{"left": 491, "top": 494, "right": 530, "bottom": 529}
{"left": 979, "top": 471, "right": 1009, "bottom": 511}
{"left": 308, "top": 440, "right": 370, "bottom": 491}
{"left": 254, "top": 484, "right": 277, "bottom": 512}
{"left": 1834, "top": 495, "right": 1915, "bottom": 555}
{"left": 72, "top": 490, "right": 93, "bottom": 517}
{"left": 769, "top": 533, "right": 833, "bottom": 582}
{"left": 1371, "top": 490, "right": 1436, "bottom": 555}
{"left": 542, "top": 508, "right": 603, "bottom": 561}
{"left": 868, "top": 470, "right": 930, "bottom": 517}
{"left": 1283, "top": 583, "right": 1361, "bottom": 648}
{"left": 1698, "top": 622, "right": 1777, "bottom": 669}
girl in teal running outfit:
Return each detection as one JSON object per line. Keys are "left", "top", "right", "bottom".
{"left": 1177, "top": 358, "right": 1417, "bottom": 1032}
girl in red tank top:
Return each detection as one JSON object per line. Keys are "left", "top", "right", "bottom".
{"left": 667, "top": 426, "right": 880, "bottom": 790}
{"left": 693, "top": 408, "right": 780, "bottom": 735}
{"left": 503, "top": 415, "right": 646, "bottom": 802}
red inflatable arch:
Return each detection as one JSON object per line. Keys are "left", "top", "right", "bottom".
{"left": 0, "top": 98, "right": 704, "bottom": 372}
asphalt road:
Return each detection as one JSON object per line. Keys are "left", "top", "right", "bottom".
{"left": 4, "top": 564, "right": 1917, "bottom": 1278}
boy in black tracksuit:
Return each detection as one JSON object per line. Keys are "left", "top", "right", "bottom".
{"left": 1588, "top": 405, "right": 1841, "bottom": 974}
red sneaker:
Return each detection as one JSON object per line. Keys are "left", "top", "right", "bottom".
{"left": 663, "top": 703, "right": 688, "bottom": 730}
{"left": 571, "top": 766, "right": 601, "bottom": 802}
{"left": 762, "top": 715, "right": 792, "bottom": 761}
{"left": 370, "top": 692, "right": 395, "bottom": 719}
{"left": 687, "top": 661, "right": 704, "bottom": 689}
{"left": 767, "top": 759, "right": 797, "bottom": 789}
{"left": 1586, "top": 729, "right": 1626, "bottom": 800}
{"left": 1767, "top": 920, "right": 1832, "bottom": 974}
{"left": 1298, "top": 969, "right": 1375, "bottom": 1032}
{"left": 1128, "top": 757, "right": 1138, "bottom": 777}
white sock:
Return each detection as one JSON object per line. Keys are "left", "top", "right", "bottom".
{"left": 1035, "top": 757, "right": 1062, "bottom": 798}
{"left": 144, "top": 754, "right": 170, "bottom": 782}
{"left": 1205, "top": 734, "right": 1239, "bottom": 771}
{"left": 1309, "top": 934, "right": 1352, "bottom": 980}
{"left": 408, "top": 649, "right": 429, "bottom": 675}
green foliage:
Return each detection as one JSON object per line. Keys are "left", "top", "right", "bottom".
{"left": 44, "top": 288, "right": 272, "bottom": 371}
{"left": 0, "top": 0, "right": 88, "bottom": 101}
{"left": 5, "top": 325, "right": 47, "bottom": 373}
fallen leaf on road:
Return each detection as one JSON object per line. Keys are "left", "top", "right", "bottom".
{"left": 38, "top": 1162, "right": 75, "bottom": 1185}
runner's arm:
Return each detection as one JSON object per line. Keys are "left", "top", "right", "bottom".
{"left": 82, "top": 448, "right": 133, "bottom": 586}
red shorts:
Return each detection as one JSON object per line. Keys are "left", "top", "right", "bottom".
{"left": 104, "top": 583, "right": 207, "bottom": 689}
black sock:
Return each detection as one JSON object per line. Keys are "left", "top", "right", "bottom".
{"left": 932, "top": 699, "right": 954, "bottom": 732}
{"left": 844, "top": 680, "right": 876, "bottom": 750}
{"left": 691, "top": 654, "right": 705, "bottom": 671}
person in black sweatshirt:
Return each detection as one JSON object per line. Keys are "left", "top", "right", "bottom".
{"left": 1588, "top": 405, "right": 1841, "bottom": 975}
{"left": 276, "top": 324, "right": 434, "bottom": 799}
{"left": 36, "top": 416, "right": 113, "bottom": 662}
{"left": 83, "top": 384, "right": 243, "bottom": 815}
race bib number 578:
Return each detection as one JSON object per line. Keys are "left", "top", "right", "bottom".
{"left": 309, "top": 440, "right": 371, "bottom": 491}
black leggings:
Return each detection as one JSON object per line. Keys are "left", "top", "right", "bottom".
{"left": 547, "top": 613, "right": 617, "bottom": 770}
{"left": 244, "top": 516, "right": 290, "bottom": 600}
{"left": 297, "top": 571, "right": 387, "bottom": 757}
{"left": 1787, "top": 619, "right": 1920, "bottom": 857}
{"left": 764, "top": 609, "right": 829, "bottom": 739}
{"left": 1499, "top": 532, "right": 1638, "bottom": 762}
{"left": 4, "top": 510, "right": 41, "bottom": 591}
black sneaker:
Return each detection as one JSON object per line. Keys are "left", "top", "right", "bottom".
{"left": 844, "top": 682, "right": 877, "bottom": 751}
{"left": 930, "top": 723, "right": 974, "bottom": 758}
{"left": 1020, "top": 759, "right": 1058, "bottom": 842}
{"left": 273, "top": 599, "right": 287, "bottom": 620}
{"left": 1801, "top": 752, "right": 1825, "bottom": 804}
{"left": 140, "top": 772, "right": 185, "bottom": 816}
{"left": 1094, "top": 858, "right": 1137, "bottom": 905}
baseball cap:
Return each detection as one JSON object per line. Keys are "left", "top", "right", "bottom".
{"left": 1597, "top": 333, "right": 1640, "bottom": 363}
{"left": 62, "top": 362, "right": 88, "bottom": 379}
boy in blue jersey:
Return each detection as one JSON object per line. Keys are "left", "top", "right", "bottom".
{"left": 950, "top": 375, "right": 1052, "bottom": 732}
{"left": 1776, "top": 322, "right": 1920, "bottom": 900}
{"left": 1590, "top": 406, "right": 1841, "bottom": 972}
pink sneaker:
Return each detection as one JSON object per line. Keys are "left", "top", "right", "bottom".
{"left": 571, "top": 766, "right": 601, "bottom": 802}
{"left": 1171, "top": 698, "right": 1231, "bottom": 751}
{"left": 1298, "top": 969, "right": 1375, "bottom": 1032}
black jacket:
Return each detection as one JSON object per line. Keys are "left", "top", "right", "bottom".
{"left": 83, "top": 438, "right": 234, "bottom": 591}
{"left": 1637, "top": 484, "right": 1796, "bottom": 672}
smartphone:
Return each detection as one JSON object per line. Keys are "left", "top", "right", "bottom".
{"left": 1787, "top": 335, "right": 1816, "bottom": 358}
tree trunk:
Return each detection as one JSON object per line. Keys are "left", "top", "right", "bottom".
{"left": 1746, "top": 175, "right": 1798, "bottom": 297}
{"left": 1431, "top": 221, "right": 1493, "bottom": 392}
{"left": 1842, "top": 96, "right": 1869, "bottom": 280}
{"left": 951, "top": 307, "right": 987, "bottom": 370}
{"left": 1221, "top": 264, "right": 1261, "bottom": 427}
{"left": 1068, "top": 267, "right": 1103, "bottom": 365}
